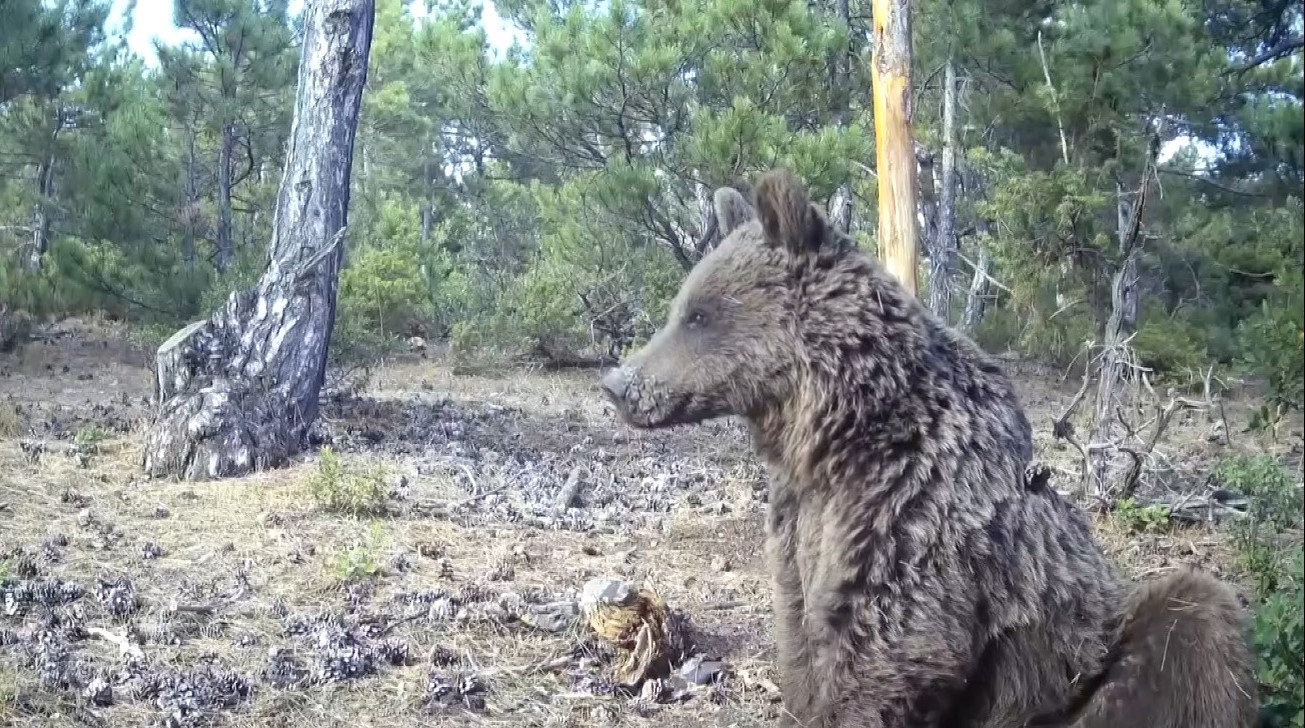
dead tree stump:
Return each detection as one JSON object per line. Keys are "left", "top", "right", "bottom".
{"left": 143, "top": 0, "right": 376, "bottom": 481}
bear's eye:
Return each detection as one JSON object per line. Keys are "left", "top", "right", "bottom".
{"left": 685, "top": 309, "right": 708, "bottom": 329}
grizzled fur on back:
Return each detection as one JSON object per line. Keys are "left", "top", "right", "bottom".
{"left": 600, "top": 168, "right": 1259, "bottom": 727}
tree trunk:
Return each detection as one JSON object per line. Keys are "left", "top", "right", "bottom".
{"left": 216, "top": 121, "right": 236, "bottom": 271}
{"left": 961, "top": 243, "right": 990, "bottom": 333}
{"left": 24, "top": 151, "right": 56, "bottom": 273}
{"left": 1085, "top": 167, "right": 1152, "bottom": 499}
{"left": 1086, "top": 245, "right": 1141, "bottom": 497}
{"left": 1113, "top": 181, "right": 1140, "bottom": 331}
{"left": 693, "top": 178, "right": 720, "bottom": 255}
{"left": 143, "top": 0, "right": 376, "bottom": 482}
{"left": 916, "top": 146, "right": 937, "bottom": 252}
{"left": 870, "top": 0, "right": 920, "bottom": 296}
{"left": 927, "top": 56, "right": 959, "bottom": 322}
{"left": 420, "top": 150, "right": 433, "bottom": 241}
{"left": 829, "top": 185, "right": 853, "bottom": 235}
{"left": 182, "top": 127, "right": 199, "bottom": 269}
{"left": 828, "top": 0, "right": 854, "bottom": 236}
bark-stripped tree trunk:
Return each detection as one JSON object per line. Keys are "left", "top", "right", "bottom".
{"left": 927, "top": 55, "right": 958, "bottom": 322}
{"left": 961, "top": 243, "right": 990, "bottom": 333}
{"left": 870, "top": 0, "right": 920, "bottom": 296}
{"left": 143, "top": 0, "right": 375, "bottom": 482}
{"left": 829, "top": 185, "right": 853, "bottom": 235}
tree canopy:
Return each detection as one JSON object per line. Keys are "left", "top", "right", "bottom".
{"left": 0, "top": 0, "right": 1300, "bottom": 399}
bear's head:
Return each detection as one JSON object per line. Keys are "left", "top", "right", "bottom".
{"left": 600, "top": 167, "right": 924, "bottom": 431}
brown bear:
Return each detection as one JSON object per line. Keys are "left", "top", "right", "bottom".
{"left": 599, "top": 168, "right": 1259, "bottom": 728}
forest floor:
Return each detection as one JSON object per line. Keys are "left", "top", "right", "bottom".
{"left": 1, "top": 318, "right": 1300, "bottom": 728}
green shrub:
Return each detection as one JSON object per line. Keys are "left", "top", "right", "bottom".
{"left": 306, "top": 447, "right": 390, "bottom": 517}
{"left": 973, "top": 306, "right": 1022, "bottom": 354}
{"left": 1240, "top": 269, "right": 1305, "bottom": 414}
{"left": 1217, "top": 454, "right": 1305, "bottom": 726}
{"left": 1254, "top": 545, "right": 1305, "bottom": 728}
{"left": 447, "top": 173, "right": 683, "bottom": 365}
{"left": 973, "top": 288, "right": 1097, "bottom": 368}
{"left": 1132, "top": 308, "right": 1209, "bottom": 381}
{"left": 196, "top": 244, "right": 263, "bottom": 317}
{"left": 339, "top": 235, "right": 437, "bottom": 341}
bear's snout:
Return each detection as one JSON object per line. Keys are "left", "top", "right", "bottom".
{"left": 599, "top": 366, "right": 634, "bottom": 403}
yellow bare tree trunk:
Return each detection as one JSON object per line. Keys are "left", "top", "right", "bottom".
{"left": 870, "top": 0, "right": 920, "bottom": 297}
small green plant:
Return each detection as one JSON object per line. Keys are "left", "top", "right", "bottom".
{"left": 0, "top": 558, "right": 11, "bottom": 582}
{"left": 1110, "top": 497, "right": 1172, "bottom": 534}
{"left": 306, "top": 446, "right": 390, "bottom": 517}
{"left": 73, "top": 426, "right": 110, "bottom": 450}
{"left": 1218, "top": 454, "right": 1303, "bottom": 589}
{"left": 333, "top": 522, "right": 387, "bottom": 582}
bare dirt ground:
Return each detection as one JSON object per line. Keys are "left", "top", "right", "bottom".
{"left": 1, "top": 319, "right": 1300, "bottom": 728}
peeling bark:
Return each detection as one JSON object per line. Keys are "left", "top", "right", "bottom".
{"left": 143, "top": 0, "right": 376, "bottom": 482}
{"left": 870, "top": 0, "right": 920, "bottom": 296}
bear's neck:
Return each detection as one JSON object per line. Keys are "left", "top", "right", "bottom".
{"left": 752, "top": 301, "right": 1026, "bottom": 500}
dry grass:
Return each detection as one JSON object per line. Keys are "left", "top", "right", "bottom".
{"left": 0, "top": 427, "right": 781, "bottom": 727}
{"left": 1, "top": 321, "right": 1297, "bottom": 728}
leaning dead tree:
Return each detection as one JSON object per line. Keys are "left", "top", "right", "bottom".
{"left": 1051, "top": 134, "right": 1228, "bottom": 507}
{"left": 870, "top": 0, "right": 920, "bottom": 297}
{"left": 143, "top": 0, "right": 376, "bottom": 481}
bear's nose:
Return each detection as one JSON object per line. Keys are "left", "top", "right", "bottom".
{"left": 599, "top": 367, "right": 632, "bottom": 402}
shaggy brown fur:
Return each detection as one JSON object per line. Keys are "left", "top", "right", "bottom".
{"left": 599, "top": 168, "right": 1259, "bottom": 728}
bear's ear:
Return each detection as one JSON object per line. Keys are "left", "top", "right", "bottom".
{"left": 713, "top": 186, "right": 755, "bottom": 237}
{"left": 753, "top": 168, "right": 826, "bottom": 256}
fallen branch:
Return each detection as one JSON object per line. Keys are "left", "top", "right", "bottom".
{"left": 406, "top": 482, "right": 510, "bottom": 519}
{"left": 1154, "top": 491, "right": 1249, "bottom": 525}
{"left": 483, "top": 655, "right": 576, "bottom": 677}
{"left": 956, "top": 251, "right": 1014, "bottom": 295}
{"left": 1117, "top": 391, "right": 1214, "bottom": 499}
{"left": 167, "top": 601, "right": 217, "bottom": 617}
{"left": 87, "top": 626, "right": 145, "bottom": 660}
{"left": 555, "top": 465, "right": 586, "bottom": 511}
